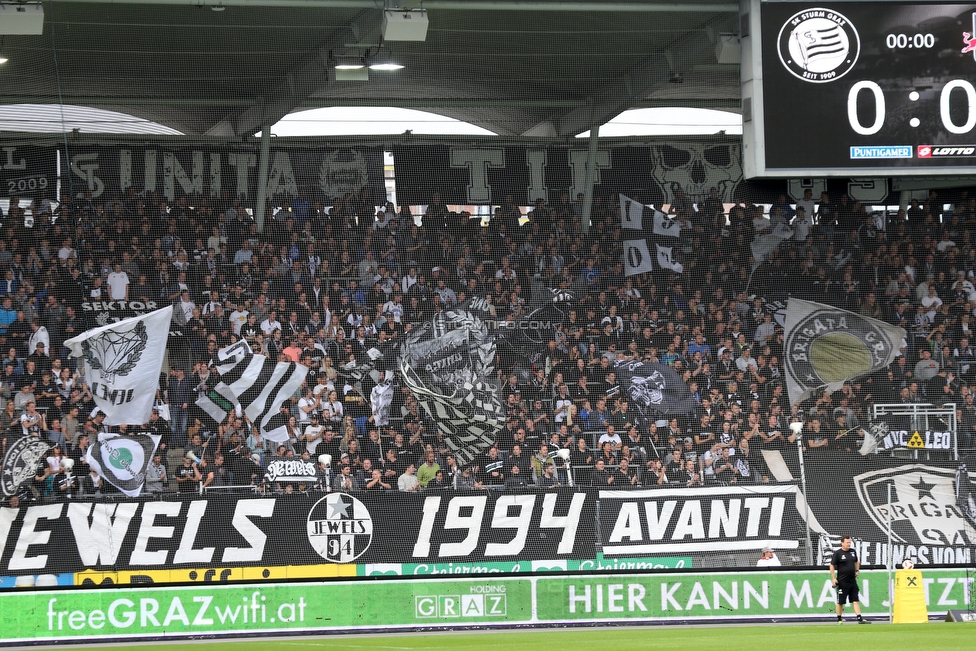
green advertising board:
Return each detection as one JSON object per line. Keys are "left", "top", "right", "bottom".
{"left": 0, "top": 578, "right": 532, "bottom": 643}
{"left": 0, "top": 569, "right": 971, "bottom": 642}
{"left": 535, "top": 569, "right": 973, "bottom": 622}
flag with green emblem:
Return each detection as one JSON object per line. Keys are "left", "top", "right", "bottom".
{"left": 85, "top": 432, "right": 161, "bottom": 497}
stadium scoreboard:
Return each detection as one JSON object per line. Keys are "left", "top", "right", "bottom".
{"left": 742, "top": 0, "right": 976, "bottom": 177}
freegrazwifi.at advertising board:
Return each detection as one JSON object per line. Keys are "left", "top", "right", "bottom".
{"left": 1, "top": 569, "right": 972, "bottom": 642}
{"left": 0, "top": 578, "right": 532, "bottom": 643}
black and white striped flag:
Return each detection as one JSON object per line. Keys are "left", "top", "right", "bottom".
{"left": 197, "top": 340, "right": 307, "bottom": 443}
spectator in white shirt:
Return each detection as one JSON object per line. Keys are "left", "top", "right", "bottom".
{"left": 398, "top": 462, "right": 421, "bottom": 492}
{"left": 756, "top": 547, "right": 782, "bottom": 567}
{"left": 261, "top": 310, "right": 282, "bottom": 335}
{"left": 106, "top": 263, "right": 130, "bottom": 300}
{"left": 598, "top": 425, "right": 622, "bottom": 451}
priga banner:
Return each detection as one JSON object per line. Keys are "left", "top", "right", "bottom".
{"left": 0, "top": 490, "right": 594, "bottom": 576}
{"left": 770, "top": 457, "right": 976, "bottom": 567}
{"left": 597, "top": 485, "right": 803, "bottom": 556}
{"left": 61, "top": 145, "right": 385, "bottom": 202}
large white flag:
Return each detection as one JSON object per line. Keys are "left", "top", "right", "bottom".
{"left": 656, "top": 243, "right": 684, "bottom": 273}
{"left": 66, "top": 306, "right": 173, "bottom": 425}
{"left": 653, "top": 210, "right": 681, "bottom": 238}
{"left": 784, "top": 299, "right": 906, "bottom": 405}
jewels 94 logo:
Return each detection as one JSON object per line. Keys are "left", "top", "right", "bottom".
{"left": 778, "top": 8, "right": 860, "bottom": 83}
{"left": 918, "top": 145, "right": 976, "bottom": 159}
{"left": 307, "top": 493, "right": 373, "bottom": 562}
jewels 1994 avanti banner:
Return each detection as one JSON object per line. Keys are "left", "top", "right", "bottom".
{"left": 1, "top": 458, "right": 973, "bottom": 585}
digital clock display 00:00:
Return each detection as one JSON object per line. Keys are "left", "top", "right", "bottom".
{"left": 885, "top": 32, "right": 936, "bottom": 48}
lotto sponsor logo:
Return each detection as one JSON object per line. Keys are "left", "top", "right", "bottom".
{"left": 917, "top": 145, "right": 976, "bottom": 158}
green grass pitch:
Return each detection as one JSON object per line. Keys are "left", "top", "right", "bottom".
{"left": 74, "top": 623, "right": 973, "bottom": 651}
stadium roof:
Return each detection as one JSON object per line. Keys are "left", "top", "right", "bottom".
{"left": 1, "top": 0, "right": 740, "bottom": 138}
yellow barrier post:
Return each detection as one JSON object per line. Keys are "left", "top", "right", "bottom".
{"left": 893, "top": 567, "right": 927, "bottom": 624}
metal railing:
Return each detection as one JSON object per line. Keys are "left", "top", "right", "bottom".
{"left": 870, "top": 402, "right": 958, "bottom": 460}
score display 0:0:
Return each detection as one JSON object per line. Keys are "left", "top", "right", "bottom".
{"left": 847, "top": 79, "right": 976, "bottom": 135}
{"left": 6, "top": 176, "right": 48, "bottom": 194}
{"left": 885, "top": 33, "right": 936, "bottom": 49}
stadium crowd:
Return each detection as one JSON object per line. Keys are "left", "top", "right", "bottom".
{"left": 3, "top": 183, "right": 976, "bottom": 501}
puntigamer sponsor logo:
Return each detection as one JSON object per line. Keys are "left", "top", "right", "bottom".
{"left": 849, "top": 146, "right": 913, "bottom": 159}
{"left": 45, "top": 590, "right": 308, "bottom": 632}
{"left": 415, "top": 585, "right": 507, "bottom": 618}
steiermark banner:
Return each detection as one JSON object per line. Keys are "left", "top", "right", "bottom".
{"left": 0, "top": 578, "right": 532, "bottom": 643}
{"left": 360, "top": 554, "right": 692, "bottom": 576}
{"left": 535, "top": 569, "right": 973, "bottom": 622}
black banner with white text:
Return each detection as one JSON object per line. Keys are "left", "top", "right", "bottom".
{"left": 0, "top": 490, "right": 594, "bottom": 577}
{"left": 60, "top": 145, "right": 385, "bottom": 203}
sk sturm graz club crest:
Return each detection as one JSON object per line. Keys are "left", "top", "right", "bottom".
{"left": 81, "top": 320, "right": 148, "bottom": 384}
{"left": 307, "top": 493, "right": 374, "bottom": 563}
{"left": 1, "top": 436, "right": 52, "bottom": 496}
{"left": 778, "top": 7, "right": 860, "bottom": 83}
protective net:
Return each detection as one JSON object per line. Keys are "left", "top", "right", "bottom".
{"left": 1, "top": 1, "right": 976, "bottom": 589}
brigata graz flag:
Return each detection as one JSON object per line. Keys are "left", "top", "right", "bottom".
{"left": 65, "top": 306, "right": 173, "bottom": 425}
{"left": 784, "top": 298, "right": 906, "bottom": 405}
{"left": 398, "top": 309, "right": 501, "bottom": 465}
{"left": 85, "top": 432, "right": 161, "bottom": 497}
{"left": 613, "top": 359, "right": 697, "bottom": 416}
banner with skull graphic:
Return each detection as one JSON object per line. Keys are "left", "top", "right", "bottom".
{"left": 612, "top": 359, "right": 698, "bottom": 417}
{"left": 391, "top": 143, "right": 744, "bottom": 207}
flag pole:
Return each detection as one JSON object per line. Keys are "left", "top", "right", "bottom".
{"left": 887, "top": 481, "right": 893, "bottom": 623}
{"left": 793, "top": 423, "right": 815, "bottom": 565}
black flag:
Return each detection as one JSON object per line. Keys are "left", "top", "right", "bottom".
{"left": 613, "top": 359, "right": 697, "bottom": 416}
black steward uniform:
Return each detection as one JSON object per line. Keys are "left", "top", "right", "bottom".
{"left": 830, "top": 547, "right": 860, "bottom": 604}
